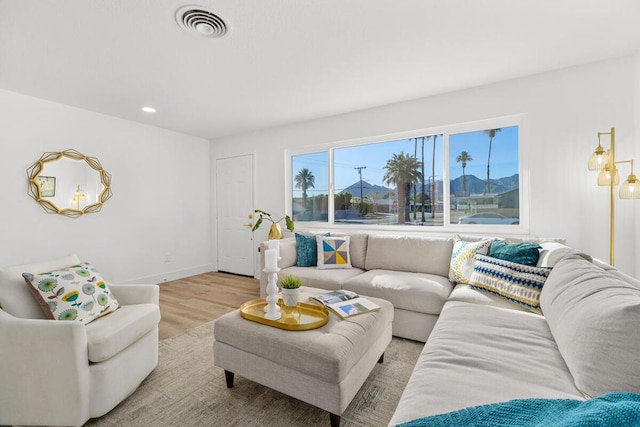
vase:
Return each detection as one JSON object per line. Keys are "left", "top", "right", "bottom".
{"left": 268, "top": 222, "right": 283, "bottom": 240}
{"left": 281, "top": 288, "right": 300, "bottom": 307}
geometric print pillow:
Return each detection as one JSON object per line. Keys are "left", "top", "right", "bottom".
{"left": 448, "top": 237, "right": 492, "bottom": 284}
{"left": 316, "top": 235, "right": 352, "bottom": 269}
{"left": 22, "top": 262, "right": 119, "bottom": 324}
{"left": 469, "top": 254, "right": 552, "bottom": 314}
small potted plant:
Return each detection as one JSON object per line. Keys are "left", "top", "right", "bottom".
{"left": 279, "top": 275, "right": 303, "bottom": 307}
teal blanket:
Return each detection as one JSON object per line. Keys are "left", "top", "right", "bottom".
{"left": 398, "top": 392, "right": 640, "bottom": 427}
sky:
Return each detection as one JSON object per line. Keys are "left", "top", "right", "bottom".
{"left": 292, "top": 126, "right": 518, "bottom": 197}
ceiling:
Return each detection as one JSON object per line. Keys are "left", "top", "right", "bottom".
{"left": 1, "top": 1, "right": 640, "bottom": 140}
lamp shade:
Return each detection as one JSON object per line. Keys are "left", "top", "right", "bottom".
{"left": 597, "top": 165, "right": 619, "bottom": 186}
{"left": 588, "top": 146, "right": 609, "bottom": 171}
{"left": 619, "top": 173, "right": 640, "bottom": 199}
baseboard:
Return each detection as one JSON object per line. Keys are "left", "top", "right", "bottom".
{"left": 119, "top": 264, "right": 216, "bottom": 285}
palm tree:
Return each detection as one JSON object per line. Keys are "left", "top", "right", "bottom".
{"left": 430, "top": 135, "right": 439, "bottom": 219}
{"left": 484, "top": 128, "right": 502, "bottom": 194}
{"left": 420, "top": 136, "right": 426, "bottom": 222}
{"left": 294, "top": 168, "right": 315, "bottom": 212}
{"left": 383, "top": 152, "right": 422, "bottom": 224}
{"left": 456, "top": 151, "right": 473, "bottom": 197}
{"left": 413, "top": 138, "right": 418, "bottom": 220}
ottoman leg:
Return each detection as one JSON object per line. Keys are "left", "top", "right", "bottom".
{"left": 224, "top": 370, "right": 235, "bottom": 388}
{"left": 329, "top": 413, "right": 340, "bottom": 427}
{"left": 378, "top": 352, "right": 384, "bottom": 364}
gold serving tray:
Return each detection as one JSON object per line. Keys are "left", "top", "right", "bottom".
{"left": 240, "top": 298, "right": 329, "bottom": 331}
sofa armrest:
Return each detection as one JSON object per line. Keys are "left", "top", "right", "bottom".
{"left": 0, "top": 308, "right": 91, "bottom": 426}
{"left": 109, "top": 283, "right": 159, "bottom": 305}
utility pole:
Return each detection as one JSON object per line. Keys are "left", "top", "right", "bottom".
{"left": 354, "top": 166, "right": 367, "bottom": 215}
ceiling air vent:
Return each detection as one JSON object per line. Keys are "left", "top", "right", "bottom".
{"left": 176, "top": 6, "right": 228, "bottom": 39}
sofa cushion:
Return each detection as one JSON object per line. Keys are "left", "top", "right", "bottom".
{"left": 446, "top": 284, "right": 529, "bottom": 312}
{"left": 279, "top": 266, "right": 364, "bottom": 291}
{"left": 389, "top": 301, "right": 584, "bottom": 425}
{"left": 343, "top": 269, "right": 453, "bottom": 315}
{"left": 448, "top": 237, "right": 491, "bottom": 283}
{"left": 316, "top": 235, "right": 352, "bottom": 269}
{"left": 489, "top": 240, "right": 541, "bottom": 266}
{"left": 85, "top": 303, "right": 160, "bottom": 362}
{"left": 540, "top": 256, "right": 640, "bottom": 398}
{"left": 365, "top": 235, "right": 453, "bottom": 276}
{"left": 22, "top": 262, "right": 120, "bottom": 324}
{"left": 469, "top": 255, "right": 551, "bottom": 314}
{"left": 0, "top": 254, "right": 81, "bottom": 319}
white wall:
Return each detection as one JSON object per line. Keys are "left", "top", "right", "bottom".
{"left": 210, "top": 55, "right": 638, "bottom": 278}
{"left": 635, "top": 52, "right": 640, "bottom": 277}
{"left": 0, "top": 89, "right": 213, "bottom": 283}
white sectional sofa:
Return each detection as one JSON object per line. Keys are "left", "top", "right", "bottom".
{"left": 259, "top": 232, "right": 640, "bottom": 425}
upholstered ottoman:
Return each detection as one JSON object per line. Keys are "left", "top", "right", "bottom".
{"left": 213, "top": 287, "right": 393, "bottom": 427}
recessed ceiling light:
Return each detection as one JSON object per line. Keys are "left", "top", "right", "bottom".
{"left": 141, "top": 106, "right": 156, "bottom": 113}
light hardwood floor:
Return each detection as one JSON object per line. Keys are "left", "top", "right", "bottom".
{"left": 158, "top": 271, "right": 260, "bottom": 340}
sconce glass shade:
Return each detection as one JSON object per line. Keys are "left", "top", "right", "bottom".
{"left": 588, "top": 146, "right": 609, "bottom": 171}
{"left": 597, "top": 165, "right": 619, "bottom": 186}
{"left": 619, "top": 173, "right": 640, "bottom": 199}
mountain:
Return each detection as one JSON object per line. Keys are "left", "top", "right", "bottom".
{"left": 449, "top": 174, "right": 519, "bottom": 196}
{"left": 341, "top": 181, "right": 392, "bottom": 198}
{"left": 339, "top": 174, "right": 518, "bottom": 200}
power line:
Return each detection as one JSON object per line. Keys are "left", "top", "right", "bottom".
{"left": 354, "top": 166, "right": 367, "bottom": 214}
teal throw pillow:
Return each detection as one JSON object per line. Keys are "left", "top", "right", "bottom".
{"left": 295, "top": 232, "right": 329, "bottom": 267}
{"left": 489, "top": 239, "right": 541, "bottom": 267}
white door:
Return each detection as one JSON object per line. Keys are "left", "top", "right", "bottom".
{"left": 216, "top": 155, "right": 255, "bottom": 276}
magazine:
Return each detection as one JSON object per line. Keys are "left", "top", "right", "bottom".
{"left": 309, "top": 290, "right": 359, "bottom": 306}
{"left": 309, "top": 290, "right": 381, "bottom": 319}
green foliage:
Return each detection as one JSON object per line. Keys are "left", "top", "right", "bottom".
{"left": 251, "top": 210, "right": 295, "bottom": 233}
{"left": 284, "top": 215, "right": 295, "bottom": 232}
{"left": 279, "top": 275, "right": 303, "bottom": 289}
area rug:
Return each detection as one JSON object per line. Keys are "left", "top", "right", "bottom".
{"left": 84, "top": 320, "right": 423, "bottom": 427}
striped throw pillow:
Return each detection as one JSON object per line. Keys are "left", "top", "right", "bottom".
{"left": 469, "top": 254, "right": 552, "bottom": 313}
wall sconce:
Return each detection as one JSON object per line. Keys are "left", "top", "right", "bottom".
{"left": 71, "top": 184, "right": 87, "bottom": 210}
{"left": 587, "top": 127, "right": 639, "bottom": 265}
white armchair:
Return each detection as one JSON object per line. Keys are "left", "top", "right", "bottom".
{"left": 0, "top": 254, "right": 161, "bottom": 426}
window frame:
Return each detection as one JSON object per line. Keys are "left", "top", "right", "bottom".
{"left": 285, "top": 114, "right": 529, "bottom": 235}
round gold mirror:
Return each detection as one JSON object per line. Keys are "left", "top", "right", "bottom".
{"left": 26, "top": 149, "right": 113, "bottom": 218}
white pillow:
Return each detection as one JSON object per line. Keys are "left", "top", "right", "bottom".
{"left": 448, "top": 236, "right": 491, "bottom": 283}
{"left": 316, "top": 235, "right": 352, "bottom": 269}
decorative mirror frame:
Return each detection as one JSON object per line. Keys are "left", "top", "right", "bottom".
{"left": 26, "top": 149, "right": 113, "bottom": 218}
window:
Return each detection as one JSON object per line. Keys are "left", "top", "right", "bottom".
{"left": 288, "top": 117, "right": 523, "bottom": 231}
{"left": 449, "top": 126, "right": 520, "bottom": 226}
{"left": 291, "top": 152, "right": 329, "bottom": 222}
{"left": 333, "top": 135, "right": 443, "bottom": 225}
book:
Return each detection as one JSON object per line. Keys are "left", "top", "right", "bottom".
{"left": 309, "top": 290, "right": 359, "bottom": 306}
{"left": 309, "top": 290, "right": 381, "bottom": 319}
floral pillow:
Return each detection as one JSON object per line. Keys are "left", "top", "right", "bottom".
{"left": 22, "top": 263, "right": 119, "bottom": 324}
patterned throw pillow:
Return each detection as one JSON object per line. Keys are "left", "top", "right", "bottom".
{"left": 448, "top": 237, "right": 492, "bottom": 283}
{"left": 22, "top": 263, "right": 120, "bottom": 324}
{"left": 490, "top": 239, "right": 541, "bottom": 266}
{"left": 295, "top": 232, "right": 329, "bottom": 267}
{"left": 316, "top": 235, "right": 352, "bottom": 269}
{"left": 469, "top": 254, "right": 552, "bottom": 313}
